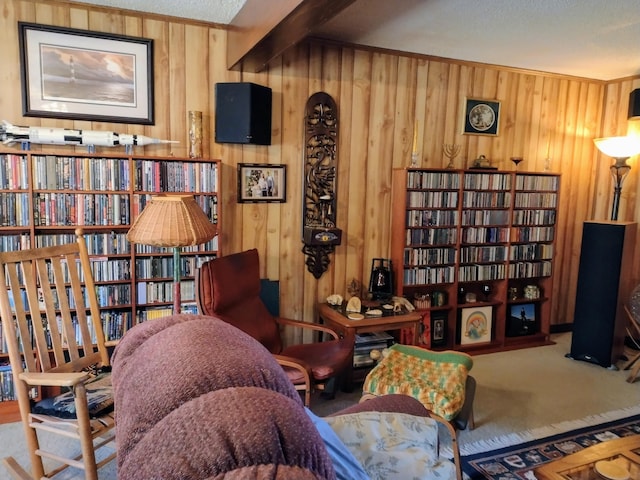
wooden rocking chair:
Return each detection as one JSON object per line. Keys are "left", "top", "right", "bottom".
{"left": 0, "top": 229, "right": 115, "bottom": 480}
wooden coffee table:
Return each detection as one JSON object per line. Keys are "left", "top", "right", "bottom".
{"left": 316, "top": 302, "right": 423, "bottom": 389}
{"left": 534, "top": 435, "right": 640, "bottom": 479}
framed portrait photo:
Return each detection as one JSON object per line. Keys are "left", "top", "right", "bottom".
{"left": 460, "top": 305, "right": 493, "bottom": 345}
{"left": 238, "top": 163, "right": 286, "bottom": 203}
{"left": 19, "top": 22, "right": 154, "bottom": 124}
{"left": 463, "top": 98, "right": 500, "bottom": 136}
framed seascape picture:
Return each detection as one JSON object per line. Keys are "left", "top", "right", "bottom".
{"left": 463, "top": 98, "right": 500, "bottom": 136}
{"left": 237, "top": 163, "right": 286, "bottom": 203}
{"left": 19, "top": 22, "right": 154, "bottom": 124}
{"left": 460, "top": 305, "right": 493, "bottom": 345}
{"left": 506, "top": 303, "right": 538, "bottom": 337}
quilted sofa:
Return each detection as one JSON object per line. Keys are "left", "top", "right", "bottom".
{"left": 111, "top": 314, "right": 460, "bottom": 479}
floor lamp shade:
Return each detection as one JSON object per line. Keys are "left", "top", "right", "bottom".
{"left": 127, "top": 195, "right": 217, "bottom": 313}
{"left": 127, "top": 195, "right": 217, "bottom": 247}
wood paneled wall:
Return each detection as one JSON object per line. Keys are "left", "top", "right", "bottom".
{"left": 4, "top": 1, "right": 640, "bottom": 345}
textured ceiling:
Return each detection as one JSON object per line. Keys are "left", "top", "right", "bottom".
{"left": 72, "top": 0, "right": 640, "bottom": 81}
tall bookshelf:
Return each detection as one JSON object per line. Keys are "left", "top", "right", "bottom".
{"left": 0, "top": 150, "right": 220, "bottom": 421}
{"left": 391, "top": 167, "right": 560, "bottom": 355}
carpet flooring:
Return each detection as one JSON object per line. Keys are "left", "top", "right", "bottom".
{"left": 0, "top": 332, "right": 637, "bottom": 479}
{"left": 462, "top": 412, "right": 640, "bottom": 479}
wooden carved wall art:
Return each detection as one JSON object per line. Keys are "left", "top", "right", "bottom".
{"left": 302, "top": 92, "right": 342, "bottom": 279}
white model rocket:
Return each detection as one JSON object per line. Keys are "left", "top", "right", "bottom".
{"left": 0, "top": 120, "right": 178, "bottom": 148}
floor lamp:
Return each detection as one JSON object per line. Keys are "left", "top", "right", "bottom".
{"left": 593, "top": 136, "right": 640, "bottom": 221}
{"left": 127, "top": 194, "right": 217, "bottom": 314}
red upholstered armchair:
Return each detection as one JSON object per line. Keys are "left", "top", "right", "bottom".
{"left": 196, "top": 249, "right": 353, "bottom": 405}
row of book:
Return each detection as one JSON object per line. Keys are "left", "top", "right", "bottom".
{"left": 35, "top": 232, "right": 131, "bottom": 255}
{"left": 135, "top": 255, "right": 215, "bottom": 280}
{"left": 407, "top": 191, "right": 458, "bottom": 208}
{"left": 406, "top": 227, "right": 457, "bottom": 246}
{"left": 0, "top": 154, "right": 29, "bottom": 190}
{"left": 353, "top": 332, "right": 394, "bottom": 368}
{"left": 33, "top": 193, "right": 131, "bottom": 226}
{"left": 136, "top": 279, "right": 196, "bottom": 304}
{"left": 33, "top": 155, "right": 130, "bottom": 191}
{"left": 405, "top": 243, "right": 553, "bottom": 268}
{"left": 511, "top": 226, "right": 555, "bottom": 242}
{"left": 134, "top": 237, "right": 219, "bottom": 254}
{"left": 458, "top": 263, "right": 507, "bottom": 282}
{"left": 403, "top": 265, "right": 455, "bottom": 285}
{"left": 0, "top": 193, "right": 30, "bottom": 226}
{"left": 460, "top": 245, "right": 507, "bottom": 263}
{"left": 514, "top": 192, "right": 558, "bottom": 208}
{"left": 512, "top": 209, "right": 556, "bottom": 226}
{"left": 0, "top": 234, "right": 30, "bottom": 251}
{"left": 406, "top": 171, "right": 460, "bottom": 189}
{"left": 406, "top": 209, "right": 458, "bottom": 227}
{"left": 462, "top": 191, "right": 512, "bottom": 208}
{"left": 461, "top": 226, "right": 510, "bottom": 244}
{"left": 510, "top": 244, "right": 554, "bottom": 261}
{"left": 515, "top": 175, "right": 560, "bottom": 191}
{"left": 463, "top": 172, "right": 512, "bottom": 190}
{"left": 1, "top": 190, "right": 218, "bottom": 228}
{"left": 134, "top": 160, "right": 218, "bottom": 193}
{"left": 509, "top": 261, "right": 553, "bottom": 279}
{"left": 0, "top": 364, "right": 15, "bottom": 401}
{"left": 461, "top": 209, "right": 510, "bottom": 226}
{"left": 131, "top": 193, "right": 218, "bottom": 224}
{"left": 404, "top": 247, "right": 457, "bottom": 266}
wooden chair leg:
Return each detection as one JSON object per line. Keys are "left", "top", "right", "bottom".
{"left": 2, "top": 457, "right": 33, "bottom": 480}
{"left": 74, "top": 385, "right": 99, "bottom": 480}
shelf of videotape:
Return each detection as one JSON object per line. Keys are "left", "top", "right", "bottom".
{"left": 353, "top": 331, "right": 395, "bottom": 369}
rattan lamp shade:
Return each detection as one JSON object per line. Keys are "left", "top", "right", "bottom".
{"left": 127, "top": 195, "right": 216, "bottom": 247}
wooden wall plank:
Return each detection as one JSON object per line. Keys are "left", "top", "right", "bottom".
{"left": 3, "top": 1, "right": 639, "bottom": 337}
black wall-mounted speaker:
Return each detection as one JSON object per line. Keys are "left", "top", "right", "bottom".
{"left": 215, "top": 82, "right": 272, "bottom": 145}
{"left": 569, "top": 221, "right": 636, "bottom": 368}
{"left": 629, "top": 88, "right": 640, "bottom": 119}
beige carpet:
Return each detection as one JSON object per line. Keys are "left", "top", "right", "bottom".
{"left": 0, "top": 332, "right": 637, "bottom": 478}
{"left": 312, "top": 332, "right": 640, "bottom": 454}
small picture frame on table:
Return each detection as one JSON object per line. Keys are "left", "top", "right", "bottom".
{"left": 463, "top": 98, "right": 500, "bottom": 136}
{"left": 237, "top": 163, "right": 286, "bottom": 203}
{"left": 460, "top": 305, "right": 493, "bottom": 345}
{"left": 431, "top": 313, "right": 447, "bottom": 347}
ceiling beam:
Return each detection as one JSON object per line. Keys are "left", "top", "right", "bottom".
{"left": 227, "top": 0, "right": 357, "bottom": 72}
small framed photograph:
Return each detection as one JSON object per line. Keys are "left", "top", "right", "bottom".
{"left": 460, "top": 305, "right": 493, "bottom": 345}
{"left": 237, "top": 163, "right": 286, "bottom": 203}
{"left": 19, "top": 22, "right": 154, "bottom": 124}
{"left": 506, "top": 303, "right": 538, "bottom": 337}
{"left": 463, "top": 98, "right": 500, "bottom": 136}
{"left": 431, "top": 312, "right": 447, "bottom": 347}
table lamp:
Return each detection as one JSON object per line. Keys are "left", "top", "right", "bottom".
{"left": 593, "top": 136, "right": 640, "bottom": 220}
{"left": 127, "top": 194, "right": 217, "bottom": 313}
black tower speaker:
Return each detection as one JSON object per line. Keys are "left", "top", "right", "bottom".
{"left": 569, "top": 221, "right": 636, "bottom": 368}
{"left": 629, "top": 88, "right": 640, "bottom": 119}
{"left": 215, "top": 82, "right": 272, "bottom": 145}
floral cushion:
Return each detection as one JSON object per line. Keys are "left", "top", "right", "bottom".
{"left": 363, "top": 344, "right": 472, "bottom": 420}
{"left": 324, "top": 411, "right": 456, "bottom": 480}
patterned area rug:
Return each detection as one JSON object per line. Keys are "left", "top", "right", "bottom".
{"left": 462, "top": 411, "right": 640, "bottom": 479}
